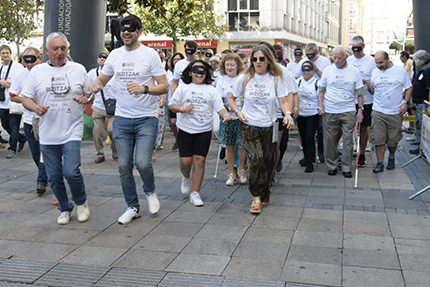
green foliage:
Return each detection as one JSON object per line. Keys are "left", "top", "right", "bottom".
{"left": 108, "top": 0, "right": 227, "bottom": 53}
{"left": 0, "top": 0, "right": 41, "bottom": 56}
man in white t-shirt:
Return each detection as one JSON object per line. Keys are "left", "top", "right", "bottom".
{"left": 89, "top": 15, "right": 169, "bottom": 225}
{"left": 347, "top": 36, "right": 377, "bottom": 167}
{"left": 21, "top": 32, "right": 91, "bottom": 225}
{"left": 0, "top": 44, "right": 25, "bottom": 158}
{"left": 88, "top": 52, "right": 117, "bottom": 164}
{"left": 294, "top": 43, "right": 331, "bottom": 80}
{"left": 318, "top": 45, "right": 365, "bottom": 178}
{"left": 171, "top": 40, "right": 198, "bottom": 96}
{"left": 9, "top": 47, "right": 48, "bottom": 195}
{"left": 287, "top": 47, "right": 303, "bottom": 74}
{"left": 370, "top": 51, "right": 412, "bottom": 173}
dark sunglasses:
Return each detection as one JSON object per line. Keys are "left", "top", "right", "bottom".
{"left": 98, "top": 53, "right": 107, "bottom": 59}
{"left": 251, "top": 56, "right": 266, "bottom": 63}
{"left": 120, "top": 23, "right": 137, "bottom": 33}
{"left": 191, "top": 65, "right": 206, "bottom": 74}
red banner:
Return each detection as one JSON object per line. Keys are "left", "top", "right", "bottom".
{"left": 192, "top": 40, "right": 218, "bottom": 48}
{"left": 142, "top": 40, "right": 173, "bottom": 49}
{"left": 237, "top": 48, "right": 253, "bottom": 57}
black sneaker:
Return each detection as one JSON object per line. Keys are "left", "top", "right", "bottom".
{"left": 387, "top": 157, "right": 395, "bottom": 170}
{"left": 318, "top": 153, "right": 325, "bottom": 163}
{"left": 358, "top": 154, "right": 366, "bottom": 167}
{"left": 373, "top": 162, "right": 384, "bottom": 173}
{"left": 0, "top": 136, "right": 7, "bottom": 143}
{"left": 299, "top": 158, "right": 306, "bottom": 167}
{"left": 305, "top": 163, "right": 314, "bottom": 173}
{"left": 220, "top": 147, "right": 226, "bottom": 160}
{"left": 409, "top": 148, "right": 419, "bottom": 155}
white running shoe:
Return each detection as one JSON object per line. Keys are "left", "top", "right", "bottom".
{"left": 406, "top": 135, "right": 417, "bottom": 141}
{"left": 77, "top": 200, "right": 90, "bottom": 222}
{"left": 238, "top": 169, "right": 247, "bottom": 184}
{"left": 118, "top": 207, "right": 141, "bottom": 225}
{"left": 57, "top": 211, "right": 71, "bottom": 225}
{"left": 190, "top": 191, "right": 204, "bottom": 206}
{"left": 226, "top": 173, "right": 237, "bottom": 186}
{"left": 181, "top": 175, "right": 191, "bottom": 195}
{"left": 146, "top": 192, "right": 160, "bottom": 214}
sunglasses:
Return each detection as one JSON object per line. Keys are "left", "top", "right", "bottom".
{"left": 251, "top": 56, "right": 266, "bottom": 63}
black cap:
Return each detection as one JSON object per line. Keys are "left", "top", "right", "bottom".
{"left": 120, "top": 15, "right": 143, "bottom": 30}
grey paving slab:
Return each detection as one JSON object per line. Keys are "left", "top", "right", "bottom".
{"left": 398, "top": 253, "right": 430, "bottom": 272}
{"left": 182, "top": 237, "right": 239, "bottom": 256}
{"left": 343, "top": 248, "right": 400, "bottom": 269}
{"left": 344, "top": 210, "right": 388, "bottom": 224}
{"left": 343, "top": 234, "right": 396, "bottom": 252}
{"left": 252, "top": 214, "right": 300, "bottom": 230}
{"left": 387, "top": 213, "right": 430, "bottom": 227}
{"left": 403, "top": 271, "right": 430, "bottom": 287}
{"left": 14, "top": 242, "right": 79, "bottom": 261}
{"left": 148, "top": 221, "right": 204, "bottom": 237}
{"left": 95, "top": 268, "right": 165, "bottom": 287}
{"left": 296, "top": 218, "right": 342, "bottom": 233}
{"left": 61, "top": 245, "right": 128, "bottom": 266}
{"left": 241, "top": 227, "right": 294, "bottom": 244}
{"left": 158, "top": 273, "right": 223, "bottom": 287}
{"left": 0, "top": 240, "right": 33, "bottom": 259}
{"left": 166, "top": 253, "right": 230, "bottom": 276}
{"left": 195, "top": 224, "right": 248, "bottom": 241}
{"left": 222, "top": 257, "right": 284, "bottom": 282}
{"left": 221, "top": 277, "right": 285, "bottom": 287}
{"left": 343, "top": 221, "right": 391, "bottom": 236}
{"left": 390, "top": 225, "right": 430, "bottom": 240}
{"left": 40, "top": 228, "right": 100, "bottom": 245}
{"left": 291, "top": 230, "right": 343, "bottom": 248}
{"left": 112, "top": 249, "right": 177, "bottom": 271}
{"left": 207, "top": 212, "right": 255, "bottom": 226}
{"left": 0, "top": 258, "right": 57, "bottom": 284}
{"left": 287, "top": 245, "right": 342, "bottom": 265}
{"left": 342, "top": 266, "right": 405, "bottom": 287}
{"left": 84, "top": 230, "right": 145, "bottom": 248}
{"left": 280, "top": 261, "right": 342, "bottom": 287}
{"left": 133, "top": 234, "right": 192, "bottom": 252}
{"left": 394, "top": 238, "right": 430, "bottom": 254}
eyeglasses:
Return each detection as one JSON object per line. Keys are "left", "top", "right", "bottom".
{"left": 50, "top": 74, "right": 71, "bottom": 95}
{"left": 251, "top": 56, "right": 266, "bottom": 63}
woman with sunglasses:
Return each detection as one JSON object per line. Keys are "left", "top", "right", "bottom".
{"left": 228, "top": 45, "right": 294, "bottom": 214}
{"left": 296, "top": 61, "right": 320, "bottom": 173}
{"left": 217, "top": 53, "right": 247, "bottom": 186}
{"left": 169, "top": 60, "right": 231, "bottom": 206}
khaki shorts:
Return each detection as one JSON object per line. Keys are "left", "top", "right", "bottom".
{"left": 370, "top": 110, "right": 403, "bottom": 147}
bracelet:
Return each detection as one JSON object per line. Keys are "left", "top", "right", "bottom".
{"left": 317, "top": 107, "right": 323, "bottom": 112}
{"left": 234, "top": 108, "right": 240, "bottom": 114}
{"left": 284, "top": 111, "right": 292, "bottom": 115}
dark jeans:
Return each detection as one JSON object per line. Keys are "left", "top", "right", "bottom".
{"left": 297, "top": 114, "right": 320, "bottom": 164}
{"left": 8, "top": 113, "right": 26, "bottom": 152}
{"left": 24, "top": 123, "right": 48, "bottom": 186}
{"left": 279, "top": 124, "right": 289, "bottom": 161}
{"left": 317, "top": 116, "right": 324, "bottom": 156}
{"left": 0, "top": 108, "right": 11, "bottom": 140}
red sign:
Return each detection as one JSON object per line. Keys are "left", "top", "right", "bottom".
{"left": 142, "top": 40, "right": 173, "bottom": 49}
{"left": 191, "top": 40, "right": 218, "bottom": 48}
{"left": 237, "top": 48, "right": 253, "bottom": 57}
{"left": 274, "top": 39, "right": 283, "bottom": 46}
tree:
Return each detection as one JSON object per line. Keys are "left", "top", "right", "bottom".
{"left": 0, "top": 0, "right": 42, "bottom": 56}
{"left": 108, "top": 0, "right": 227, "bottom": 53}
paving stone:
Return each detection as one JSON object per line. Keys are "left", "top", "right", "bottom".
{"left": 195, "top": 224, "right": 248, "bottom": 241}
{"left": 387, "top": 213, "right": 430, "bottom": 227}
{"left": 287, "top": 245, "right": 342, "bottom": 265}
{"left": 296, "top": 218, "right": 342, "bottom": 233}
{"left": 242, "top": 227, "right": 294, "bottom": 244}
{"left": 343, "top": 221, "right": 391, "bottom": 236}
{"left": 0, "top": 258, "right": 57, "bottom": 284}
{"left": 394, "top": 238, "right": 430, "bottom": 254}
{"left": 35, "top": 262, "right": 109, "bottom": 286}
{"left": 148, "top": 222, "right": 204, "bottom": 237}
{"left": 302, "top": 208, "right": 343, "bottom": 221}
{"left": 390, "top": 225, "right": 430, "bottom": 240}
{"left": 343, "top": 234, "right": 395, "bottom": 252}
{"left": 207, "top": 213, "right": 255, "bottom": 227}
{"left": 95, "top": 268, "right": 165, "bottom": 287}
{"left": 14, "top": 242, "right": 78, "bottom": 261}
{"left": 182, "top": 237, "right": 239, "bottom": 256}
{"left": 221, "top": 277, "right": 285, "bottom": 287}
{"left": 342, "top": 266, "right": 404, "bottom": 287}
{"left": 222, "top": 257, "right": 284, "bottom": 282}
{"left": 233, "top": 241, "right": 289, "bottom": 262}
{"left": 252, "top": 215, "right": 300, "bottom": 230}
{"left": 280, "top": 261, "right": 341, "bottom": 287}
{"left": 0, "top": 240, "right": 33, "bottom": 258}
{"left": 403, "top": 271, "right": 430, "bottom": 287}
{"left": 166, "top": 253, "right": 230, "bottom": 276}
{"left": 40, "top": 228, "right": 100, "bottom": 245}
{"left": 291, "top": 231, "right": 343, "bottom": 248}
{"left": 164, "top": 210, "right": 215, "bottom": 224}
{"left": 133, "top": 234, "right": 192, "bottom": 252}
{"left": 344, "top": 210, "right": 388, "bottom": 224}
{"left": 112, "top": 249, "right": 177, "bottom": 271}
{"left": 62, "top": 245, "right": 128, "bottom": 266}
{"left": 158, "top": 273, "right": 224, "bottom": 287}
{"left": 343, "top": 248, "right": 400, "bottom": 269}
{"left": 398, "top": 253, "right": 430, "bottom": 272}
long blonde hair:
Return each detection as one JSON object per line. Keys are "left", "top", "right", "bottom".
{"left": 243, "top": 45, "right": 284, "bottom": 88}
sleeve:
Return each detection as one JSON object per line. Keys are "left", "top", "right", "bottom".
{"left": 319, "top": 69, "right": 328, "bottom": 88}
{"left": 9, "top": 70, "right": 24, "bottom": 96}
{"left": 276, "top": 77, "right": 287, "bottom": 99}
{"left": 231, "top": 74, "right": 244, "bottom": 98}
{"left": 425, "top": 70, "right": 430, "bottom": 89}
{"left": 294, "top": 61, "right": 303, "bottom": 78}
{"left": 21, "top": 69, "right": 36, "bottom": 99}
{"left": 102, "top": 55, "right": 115, "bottom": 77}
{"left": 212, "top": 86, "right": 225, "bottom": 112}
{"left": 82, "top": 68, "right": 91, "bottom": 94}
{"left": 169, "top": 84, "right": 184, "bottom": 106}
{"left": 402, "top": 69, "right": 412, "bottom": 89}
{"left": 284, "top": 72, "right": 298, "bottom": 94}
{"left": 354, "top": 70, "right": 364, "bottom": 90}
{"left": 151, "top": 52, "right": 167, "bottom": 77}
{"left": 173, "top": 62, "right": 182, "bottom": 80}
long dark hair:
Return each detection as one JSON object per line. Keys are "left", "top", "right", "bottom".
{"left": 169, "top": 52, "right": 184, "bottom": 72}
{"left": 181, "top": 59, "right": 214, "bottom": 85}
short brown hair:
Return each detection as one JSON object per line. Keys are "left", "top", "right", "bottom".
{"left": 219, "top": 53, "right": 245, "bottom": 76}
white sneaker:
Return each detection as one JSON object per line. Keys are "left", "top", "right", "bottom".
{"left": 406, "top": 135, "right": 417, "bottom": 141}
{"left": 238, "top": 169, "right": 247, "bottom": 184}
{"left": 365, "top": 142, "right": 374, "bottom": 152}
{"left": 57, "top": 211, "right": 71, "bottom": 225}
{"left": 118, "top": 207, "right": 140, "bottom": 225}
{"left": 77, "top": 200, "right": 90, "bottom": 222}
{"left": 190, "top": 191, "right": 204, "bottom": 206}
{"left": 181, "top": 175, "right": 191, "bottom": 195}
{"left": 226, "top": 173, "right": 237, "bottom": 186}
{"left": 146, "top": 192, "right": 160, "bottom": 214}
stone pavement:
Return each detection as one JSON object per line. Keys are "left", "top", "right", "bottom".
{"left": 0, "top": 128, "right": 429, "bottom": 287}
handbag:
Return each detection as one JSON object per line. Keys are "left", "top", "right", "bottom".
{"left": 96, "top": 68, "right": 116, "bottom": 115}
{"left": 0, "top": 61, "right": 13, "bottom": 102}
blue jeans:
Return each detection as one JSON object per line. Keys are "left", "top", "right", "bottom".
{"left": 8, "top": 114, "right": 26, "bottom": 152}
{"left": 113, "top": 116, "right": 158, "bottom": 209}
{"left": 415, "top": 103, "right": 427, "bottom": 144}
{"left": 24, "top": 123, "right": 48, "bottom": 186}
{"left": 40, "top": 141, "right": 86, "bottom": 212}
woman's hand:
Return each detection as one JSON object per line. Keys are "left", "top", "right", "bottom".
{"left": 236, "top": 110, "right": 248, "bottom": 122}
{"left": 283, "top": 113, "right": 294, "bottom": 129}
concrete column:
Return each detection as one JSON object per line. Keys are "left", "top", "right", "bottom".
{"left": 43, "top": 0, "right": 107, "bottom": 70}
{"left": 413, "top": 0, "right": 430, "bottom": 51}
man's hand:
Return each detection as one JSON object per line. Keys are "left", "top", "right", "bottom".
{"left": 127, "top": 83, "right": 144, "bottom": 95}
{"left": 400, "top": 103, "right": 408, "bottom": 115}
{"left": 89, "top": 82, "right": 103, "bottom": 94}
{"left": 0, "top": 80, "right": 11, "bottom": 88}
{"left": 357, "top": 109, "right": 363, "bottom": 123}
{"left": 35, "top": 104, "right": 49, "bottom": 116}
{"left": 73, "top": 94, "right": 93, "bottom": 104}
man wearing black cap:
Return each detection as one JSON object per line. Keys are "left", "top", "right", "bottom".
{"left": 88, "top": 52, "right": 117, "bottom": 164}
{"left": 89, "top": 14, "right": 169, "bottom": 225}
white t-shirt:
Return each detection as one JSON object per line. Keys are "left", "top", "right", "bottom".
{"left": 297, "top": 76, "right": 319, "bottom": 117}
{"left": 276, "top": 64, "right": 297, "bottom": 118}
{"left": 319, "top": 64, "right": 363, "bottom": 114}
{"left": 88, "top": 66, "right": 116, "bottom": 111}
{"left": 102, "top": 44, "right": 166, "bottom": 118}
{"left": 166, "top": 69, "right": 173, "bottom": 104}
{"left": 347, "top": 54, "right": 377, "bottom": 105}
{"left": 371, "top": 64, "right": 412, "bottom": 115}
{"left": 294, "top": 56, "right": 331, "bottom": 79}
{"left": 287, "top": 61, "right": 298, "bottom": 74}
{"left": 231, "top": 73, "right": 287, "bottom": 127}
{"left": 173, "top": 58, "right": 192, "bottom": 85}
{"left": 21, "top": 61, "right": 90, "bottom": 145}
{"left": 216, "top": 74, "right": 241, "bottom": 117}
{"left": 170, "top": 83, "right": 224, "bottom": 134}
{"left": 213, "top": 68, "right": 220, "bottom": 86}
{"left": 0, "top": 60, "right": 24, "bottom": 109}
{"left": 9, "top": 68, "right": 34, "bottom": 124}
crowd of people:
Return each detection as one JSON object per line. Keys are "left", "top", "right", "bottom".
{"left": 0, "top": 14, "right": 428, "bottom": 224}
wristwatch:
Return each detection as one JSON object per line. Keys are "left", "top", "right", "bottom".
{"left": 358, "top": 106, "right": 364, "bottom": 111}
{"left": 234, "top": 108, "right": 240, "bottom": 114}
{"left": 402, "top": 100, "right": 410, "bottom": 105}
{"left": 143, "top": 85, "right": 149, "bottom": 94}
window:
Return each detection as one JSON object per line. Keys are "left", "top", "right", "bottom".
{"left": 228, "top": 0, "right": 260, "bottom": 31}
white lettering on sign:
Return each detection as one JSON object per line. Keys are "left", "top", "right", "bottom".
{"left": 58, "top": 0, "right": 72, "bottom": 35}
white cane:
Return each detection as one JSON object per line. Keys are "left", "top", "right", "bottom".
{"left": 214, "top": 144, "right": 222, "bottom": 178}
{"left": 354, "top": 122, "right": 361, "bottom": 188}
